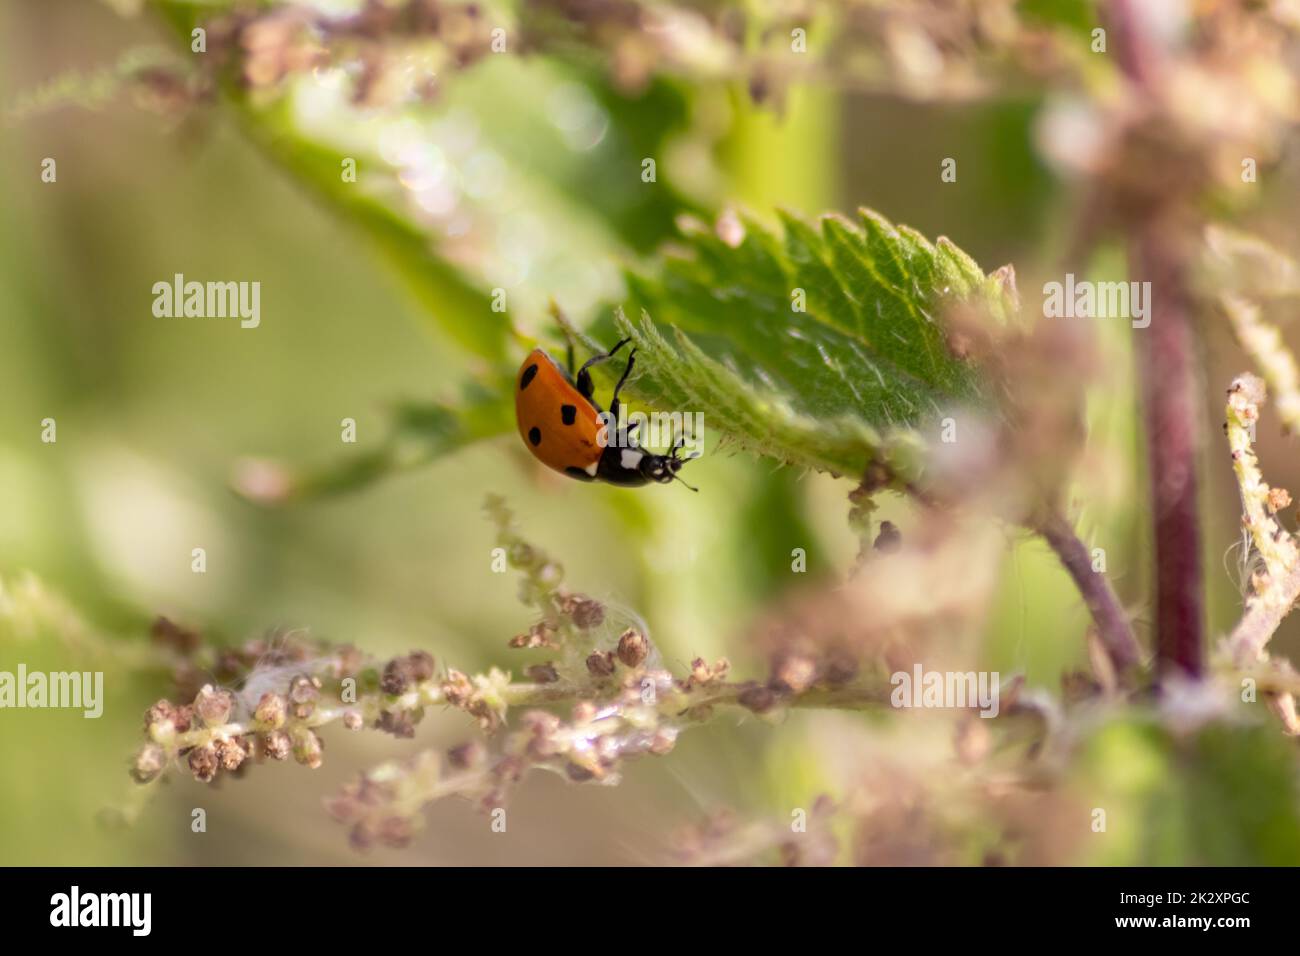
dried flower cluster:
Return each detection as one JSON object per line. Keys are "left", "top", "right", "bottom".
{"left": 117, "top": 443, "right": 1300, "bottom": 859}
{"left": 128, "top": 495, "right": 913, "bottom": 851}
{"left": 125, "top": 468, "right": 1199, "bottom": 863}
{"left": 76, "top": 0, "right": 1124, "bottom": 126}
{"left": 1218, "top": 369, "right": 1300, "bottom": 734}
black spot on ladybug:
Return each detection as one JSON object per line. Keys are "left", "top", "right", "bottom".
{"left": 561, "top": 404, "right": 577, "bottom": 426}
{"left": 565, "top": 466, "right": 595, "bottom": 481}
{"left": 520, "top": 363, "right": 539, "bottom": 390}
{"left": 528, "top": 426, "right": 542, "bottom": 446}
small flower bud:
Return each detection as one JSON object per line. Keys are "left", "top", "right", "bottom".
{"left": 292, "top": 727, "right": 324, "bottom": 769}
{"left": 772, "top": 654, "right": 816, "bottom": 695}
{"left": 525, "top": 663, "right": 559, "bottom": 683}
{"left": 131, "top": 743, "right": 166, "bottom": 784}
{"left": 288, "top": 674, "right": 321, "bottom": 718}
{"left": 144, "top": 700, "right": 178, "bottom": 743}
{"left": 188, "top": 744, "right": 219, "bottom": 783}
{"left": 536, "top": 562, "right": 563, "bottom": 587}
{"left": 509, "top": 622, "right": 560, "bottom": 649}
{"left": 408, "top": 650, "right": 436, "bottom": 682}
{"left": 262, "top": 730, "right": 292, "bottom": 761}
{"left": 343, "top": 710, "right": 363, "bottom": 731}
{"left": 146, "top": 700, "right": 176, "bottom": 723}
{"left": 586, "top": 650, "right": 616, "bottom": 678}
{"left": 381, "top": 657, "right": 414, "bottom": 696}
{"left": 570, "top": 597, "right": 605, "bottom": 630}
{"left": 195, "top": 684, "right": 234, "bottom": 726}
{"left": 254, "top": 692, "right": 287, "bottom": 729}
{"left": 214, "top": 736, "right": 248, "bottom": 772}
{"left": 616, "top": 628, "right": 649, "bottom": 668}
{"left": 376, "top": 709, "right": 418, "bottom": 738}
{"left": 441, "top": 670, "right": 473, "bottom": 707}
{"left": 447, "top": 740, "right": 486, "bottom": 770}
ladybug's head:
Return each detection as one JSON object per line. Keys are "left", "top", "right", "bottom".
{"left": 642, "top": 442, "right": 700, "bottom": 491}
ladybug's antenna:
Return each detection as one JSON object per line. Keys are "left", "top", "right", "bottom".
{"left": 668, "top": 437, "right": 700, "bottom": 491}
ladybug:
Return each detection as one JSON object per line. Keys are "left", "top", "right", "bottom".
{"left": 514, "top": 337, "right": 698, "bottom": 489}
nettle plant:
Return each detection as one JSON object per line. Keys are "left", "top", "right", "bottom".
{"left": 20, "top": 0, "right": 1300, "bottom": 861}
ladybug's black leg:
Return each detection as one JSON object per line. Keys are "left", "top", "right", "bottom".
{"left": 609, "top": 349, "right": 637, "bottom": 420}
{"left": 576, "top": 337, "right": 632, "bottom": 401}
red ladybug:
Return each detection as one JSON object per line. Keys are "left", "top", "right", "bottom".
{"left": 514, "top": 338, "right": 698, "bottom": 489}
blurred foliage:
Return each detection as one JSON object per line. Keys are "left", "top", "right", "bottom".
{"left": 1074, "top": 718, "right": 1300, "bottom": 866}
{"left": 2, "top": 0, "right": 1300, "bottom": 867}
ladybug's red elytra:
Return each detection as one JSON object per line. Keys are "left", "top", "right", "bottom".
{"left": 514, "top": 338, "right": 698, "bottom": 489}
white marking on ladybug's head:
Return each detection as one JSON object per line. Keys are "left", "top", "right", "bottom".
{"left": 584, "top": 460, "right": 598, "bottom": 477}
{"left": 620, "top": 449, "right": 644, "bottom": 471}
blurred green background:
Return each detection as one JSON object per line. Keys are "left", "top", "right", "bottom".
{"left": 1, "top": 0, "right": 1296, "bottom": 866}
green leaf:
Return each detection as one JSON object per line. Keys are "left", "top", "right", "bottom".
{"left": 237, "top": 101, "right": 513, "bottom": 361}
{"left": 151, "top": 4, "right": 707, "bottom": 361}
{"left": 602, "top": 209, "right": 1014, "bottom": 479}
{"left": 149, "top": 1, "right": 511, "bottom": 360}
